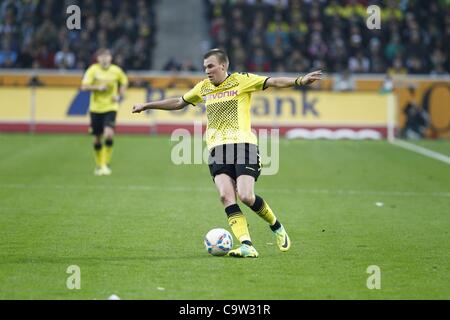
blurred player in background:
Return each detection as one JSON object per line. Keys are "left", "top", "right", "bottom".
{"left": 81, "top": 48, "right": 128, "bottom": 176}
{"left": 132, "top": 49, "right": 322, "bottom": 257}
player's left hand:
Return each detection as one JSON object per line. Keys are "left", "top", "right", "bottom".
{"left": 132, "top": 103, "right": 146, "bottom": 113}
{"left": 112, "top": 95, "right": 123, "bottom": 103}
{"left": 300, "top": 70, "right": 323, "bottom": 85}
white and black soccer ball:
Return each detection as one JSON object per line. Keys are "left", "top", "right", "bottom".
{"left": 204, "top": 228, "right": 233, "bottom": 256}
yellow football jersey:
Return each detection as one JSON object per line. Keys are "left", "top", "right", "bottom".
{"left": 182, "top": 72, "right": 269, "bottom": 150}
{"left": 81, "top": 63, "right": 128, "bottom": 113}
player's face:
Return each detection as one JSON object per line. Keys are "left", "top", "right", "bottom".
{"left": 97, "top": 53, "right": 112, "bottom": 68}
{"left": 204, "top": 55, "right": 227, "bottom": 85}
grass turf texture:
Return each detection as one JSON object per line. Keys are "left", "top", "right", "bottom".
{"left": 0, "top": 133, "right": 449, "bottom": 299}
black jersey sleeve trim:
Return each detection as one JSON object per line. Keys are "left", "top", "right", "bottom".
{"left": 262, "top": 77, "right": 271, "bottom": 90}
{"left": 182, "top": 96, "right": 195, "bottom": 106}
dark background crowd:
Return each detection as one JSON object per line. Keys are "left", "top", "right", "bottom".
{"left": 206, "top": 0, "right": 449, "bottom": 75}
{"left": 0, "top": 0, "right": 156, "bottom": 70}
{"left": 0, "top": 0, "right": 448, "bottom": 75}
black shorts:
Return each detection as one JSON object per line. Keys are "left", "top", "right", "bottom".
{"left": 208, "top": 143, "right": 261, "bottom": 182}
{"left": 90, "top": 111, "right": 117, "bottom": 136}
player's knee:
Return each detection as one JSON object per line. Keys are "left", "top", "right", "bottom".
{"left": 104, "top": 127, "right": 114, "bottom": 139}
{"left": 219, "top": 193, "right": 235, "bottom": 207}
{"left": 105, "top": 138, "right": 113, "bottom": 147}
{"left": 93, "top": 142, "right": 102, "bottom": 151}
{"left": 237, "top": 191, "right": 255, "bottom": 206}
{"left": 93, "top": 135, "right": 102, "bottom": 144}
{"left": 104, "top": 133, "right": 114, "bottom": 141}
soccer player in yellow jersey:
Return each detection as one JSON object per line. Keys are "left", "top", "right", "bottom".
{"left": 81, "top": 48, "right": 128, "bottom": 176}
{"left": 132, "top": 49, "right": 322, "bottom": 257}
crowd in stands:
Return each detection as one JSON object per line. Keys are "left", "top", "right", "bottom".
{"left": 1, "top": 0, "right": 448, "bottom": 75}
{"left": 205, "top": 0, "right": 449, "bottom": 75}
{"left": 0, "top": 0, "right": 156, "bottom": 70}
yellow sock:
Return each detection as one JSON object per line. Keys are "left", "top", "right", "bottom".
{"left": 94, "top": 144, "right": 104, "bottom": 167}
{"left": 102, "top": 145, "right": 113, "bottom": 166}
{"left": 226, "top": 204, "right": 251, "bottom": 243}
{"left": 251, "top": 195, "right": 277, "bottom": 226}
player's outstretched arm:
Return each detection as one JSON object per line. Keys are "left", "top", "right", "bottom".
{"left": 265, "top": 70, "right": 323, "bottom": 89}
{"left": 81, "top": 84, "right": 107, "bottom": 92}
{"left": 132, "top": 97, "right": 188, "bottom": 113}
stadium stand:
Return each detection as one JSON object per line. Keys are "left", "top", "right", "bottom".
{"left": 205, "top": 0, "right": 449, "bottom": 75}
{"left": 0, "top": 0, "right": 156, "bottom": 70}
{"left": 2, "top": 0, "right": 448, "bottom": 75}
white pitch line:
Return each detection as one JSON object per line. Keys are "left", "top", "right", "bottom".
{"left": 0, "top": 184, "right": 449, "bottom": 198}
{"left": 390, "top": 139, "right": 450, "bottom": 165}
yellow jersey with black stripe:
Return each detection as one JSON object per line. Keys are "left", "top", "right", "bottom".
{"left": 182, "top": 72, "right": 269, "bottom": 150}
{"left": 81, "top": 63, "right": 128, "bottom": 113}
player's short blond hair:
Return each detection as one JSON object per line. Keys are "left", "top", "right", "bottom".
{"left": 96, "top": 48, "right": 112, "bottom": 57}
{"left": 203, "top": 48, "right": 229, "bottom": 66}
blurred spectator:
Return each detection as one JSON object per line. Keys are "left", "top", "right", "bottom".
{"left": 34, "top": 45, "right": 55, "bottom": 69}
{"left": 34, "top": 18, "right": 58, "bottom": 50}
{"left": 247, "top": 47, "right": 271, "bottom": 72}
{"left": 287, "top": 49, "right": 310, "bottom": 73}
{"left": 16, "top": 43, "right": 33, "bottom": 68}
{"left": 430, "top": 46, "right": 448, "bottom": 75}
{"left": 379, "top": 74, "right": 394, "bottom": 94}
{"left": 388, "top": 55, "right": 408, "bottom": 76}
{"left": 54, "top": 43, "right": 76, "bottom": 69}
{"left": 348, "top": 51, "right": 370, "bottom": 73}
{"left": 271, "top": 46, "right": 286, "bottom": 71}
{"left": 406, "top": 55, "right": 427, "bottom": 74}
{"left": 384, "top": 33, "right": 404, "bottom": 63}
{"left": 163, "top": 58, "right": 181, "bottom": 72}
{"left": 333, "top": 69, "right": 356, "bottom": 92}
{"left": 0, "top": 5, "right": 19, "bottom": 38}
{"left": 401, "top": 87, "right": 429, "bottom": 139}
{"left": 265, "top": 13, "right": 290, "bottom": 51}
{"left": 181, "top": 59, "right": 198, "bottom": 72}
{"left": 0, "top": 36, "right": 17, "bottom": 67}
{"left": 308, "top": 32, "right": 327, "bottom": 62}
{"left": 230, "top": 46, "right": 247, "bottom": 71}
{"left": 368, "top": 38, "right": 385, "bottom": 73}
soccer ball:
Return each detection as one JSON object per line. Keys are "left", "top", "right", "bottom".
{"left": 204, "top": 228, "right": 233, "bottom": 256}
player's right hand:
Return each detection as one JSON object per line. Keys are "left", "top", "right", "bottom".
{"left": 132, "top": 103, "right": 146, "bottom": 113}
{"left": 97, "top": 84, "right": 107, "bottom": 92}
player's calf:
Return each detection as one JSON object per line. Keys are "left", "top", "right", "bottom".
{"left": 248, "top": 195, "right": 291, "bottom": 251}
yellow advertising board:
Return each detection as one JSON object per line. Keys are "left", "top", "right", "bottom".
{"left": 1, "top": 72, "right": 448, "bottom": 137}
{"left": 395, "top": 82, "right": 450, "bottom": 138}
{"left": 0, "top": 87, "right": 391, "bottom": 130}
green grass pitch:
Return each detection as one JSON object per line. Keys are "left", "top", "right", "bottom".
{"left": 0, "top": 133, "right": 449, "bottom": 299}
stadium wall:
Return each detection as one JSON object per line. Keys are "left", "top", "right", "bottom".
{"left": 0, "top": 86, "right": 391, "bottom": 139}
{"left": 0, "top": 72, "right": 448, "bottom": 138}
